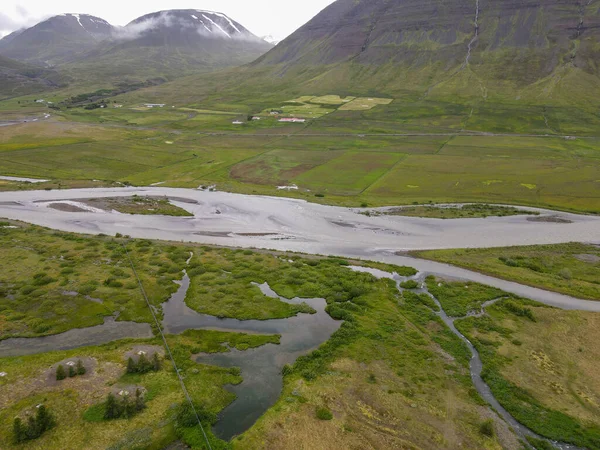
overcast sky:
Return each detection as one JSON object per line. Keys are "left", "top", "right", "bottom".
{"left": 0, "top": 0, "right": 336, "bottom": 39}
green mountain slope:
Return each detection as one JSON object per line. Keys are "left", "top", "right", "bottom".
{"left": 0, "top": 55, "right": 67, "bottom": 99}
{"left": 128, "top": 0, "right": 600, "bottom": 109}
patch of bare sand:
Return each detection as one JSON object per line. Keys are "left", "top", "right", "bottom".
{"left": 0, "top": 357, "right": 122, "bottom": 409}
{"left": 48, "top": 202, "right": 89, "bottom": 212}
{"left": 575, "top": 254, "right": 600, "bottom": 264}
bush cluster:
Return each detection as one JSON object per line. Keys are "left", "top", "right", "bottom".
{"left": 56, "top": 359, "right": 86, "bottom": 380}
{"left": 13, "top": 405, "right": 55, "bottom": 443}
{"left": 175, "top": 402, "right": 217, "bottom": 428}
{"left": 127, "top": 353, "right": 160, "bottom": 374}
{"left": 400, "top": 280, "right": 419, "bottom": 290}
{"left": 501, "top": 300, "right": 536, "bottom": 322}
{"left": 104, "top": 389, "right": 146, "bottom": 420}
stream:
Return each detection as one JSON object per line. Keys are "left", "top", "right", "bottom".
{"left": 0, "top": 316, "right": 153, "bottom": 357}
{"left": 350, "top": 266, "right": 580, "bottom": 450}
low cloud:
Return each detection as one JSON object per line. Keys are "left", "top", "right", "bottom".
{"left": 0, "top": 8, "right": 48, "bottom": 38}
{"left": 0, "top": 12, "right": 19, "bottom": 34}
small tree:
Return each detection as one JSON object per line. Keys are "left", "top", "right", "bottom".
{"left": 76, "top": 359, "right": 86, "bottom": 376}
{"left": 104, "top": 393, "right": 121, "bottom": 420}
{"left": 122, "top": 394, "right": 135, "bottom": 418}
{"left": 68, "top": 365, "right": 77, "bottom": 378}
{"left": 126, "top": 357, "right": 137, "bottom": 374}
{"left": 26, "top": 416, "right": 38, "bottom": 440}
{"left": 13, "top": 418, "right": 26, "bottom": 443}
{"left": 135, "top": 388, "right": 146, "bottom": 412}
{"left": 56, "top": 365, "right": 66, "bottom": 381}
{"left": 35, "top": 405, "right": 55, "bottom": 434}
{"left": 138, "top": 354, "right": 152, "bottom": 373}
{"left": 152, "top": 353, "right": 160, "bottom": 372}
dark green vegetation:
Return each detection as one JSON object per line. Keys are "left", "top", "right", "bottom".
{"left": 415, "top": 243, "right": 600, "bottom": 300}
{"left": 184, "top": 251, "right": 415, "bottom": 320}
{"left": 315, "top": 407, "right": 333, "bottom": 420}
{"left": 381, "top": 204, "right": 538, "bottom": 219}
{"left": 85, "top": 196, "right": 193, "bottom": 217}
{"left": 448, "top": 288, "right": 600, "bottom": 449}
{"left": 0, "top": 222, "right": 518, "bottom": 449}
{"left": 12, "top": 405, "right": 55, "bottom": 443}
{"left": 126, "top": 353, "right": 160, "bottom": 374}
{"left": 0, "top": 221, "right": 185, "bottom": 339}
{"left": 399, "top": 280, "right": 419, "bottom": 290}
{"left": 234, "top": 262, "right": 500, "bottom": 449}
{"left": 56, "top": 360, "right": 85, "bottom": 380}
{"left": 426, "top": 277, "right": 507, "bottom": 317}
{"left": 101, "top": 389, "right": 146, "bottom": 420}
{"left": 479, "top": 419, "right": 495, "bottom": 438}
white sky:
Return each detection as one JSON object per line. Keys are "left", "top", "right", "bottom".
{"left": 0, "top": 0, "right": 336, "bottom": 39}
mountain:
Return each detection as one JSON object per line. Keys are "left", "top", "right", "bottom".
{"left": 0, "top": 14, "right": 115, "bottom": 66}
{"left": 60, "top": 10, "right": 273, "bottom": 83}
{"left": 0, "top": 55, "right": 67, "bottom": 99}
{"left": 252, "top": 0, "right": 600, "bottom": 101}
{"left": 134, "top": 0, "right": 600, "bottom": 109}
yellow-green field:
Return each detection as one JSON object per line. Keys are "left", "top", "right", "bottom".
{"left": 1, "top": 95, "right": 600, "bottom": 213}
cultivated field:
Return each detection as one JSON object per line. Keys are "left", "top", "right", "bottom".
{"left": 1, "top": 95, "right": 600, "bottom": 213}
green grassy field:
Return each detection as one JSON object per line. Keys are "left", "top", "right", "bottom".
{"left": 84, "top": 196, "right": 193, "bottom": 217}
{"left": 0, "top": 332, "right": 277, "bottom": 450}
{"left": 0, "top": 222, "right": 522, "bottom": 449}
{"left": 414, "top": 243, "right": 600, "bottom": 300}
{"left": 376, "top": 204, "right": 538, "bottom": 219}
{"left": 1, "top": 93, "right": 600, "bottom": 213}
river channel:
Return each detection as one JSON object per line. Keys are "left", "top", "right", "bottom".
{"left": 0, "top": 187, "right": 598, "bottom": 444}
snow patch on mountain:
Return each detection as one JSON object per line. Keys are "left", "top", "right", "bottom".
{"left": 201, "top": 14, "right": 231, "bottom": 38}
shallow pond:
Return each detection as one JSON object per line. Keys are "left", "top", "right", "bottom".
{"left": 0, "top": 270, "right": 341, "bottom": 441}
{"left": 161, "top": 273, "right": 341, "bottom": 440}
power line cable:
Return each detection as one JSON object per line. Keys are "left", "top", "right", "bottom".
{"left": 121, "top": 242, "right": 213, "bottom": 450}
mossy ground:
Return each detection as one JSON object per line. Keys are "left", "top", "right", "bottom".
{"left": 452, "top": 293, "right": 600, "bottom": 449}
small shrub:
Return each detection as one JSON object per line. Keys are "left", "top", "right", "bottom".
{"left": 558, "top": 268, "right": 573, "bottom": 280}
{"left": 56, "top": 365, "right": 66, "bottom": 380}
{"left": 400, "top": 280, "right": 419, "bottom": 290}
{"left": 316, "top": 407, "right": 333, "bottom": 420}
{"left": 175, "top": 402, "right": 217, "bottom": 427}
{"left": 502, "top": 300, "right": 536, "bottom": 322}
{"left": 479, "top": 419, "right": 495, "bottom": 437}
{"left": 77, "top": 359, "right": 86, "bottom": 375}
{"left": 68, "top": 365, "right": 77, "bottom": 377}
